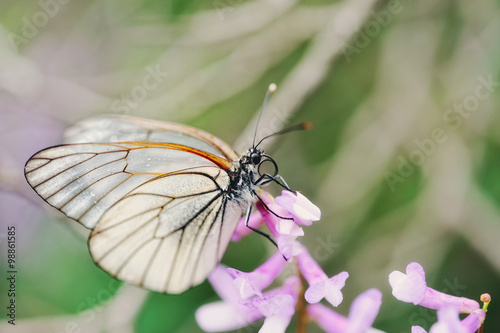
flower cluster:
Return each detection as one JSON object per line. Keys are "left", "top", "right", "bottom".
{"left": 195, "top": 191, "right": 490, "bottom": 333}
{"left": 196, "top": 190, "right": 383, "bottom": 332}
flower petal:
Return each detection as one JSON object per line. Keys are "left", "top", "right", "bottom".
{"left": 419, "top": 288, "right": 480, "bottom": 313}
{"left": 227, "top": 252, "right": 287, "bottom": 299}
{"left": 241, "top": 276, "right": 300, "bottom": 317}
{"left": 276, "top": 219, "right": 304, "bottom": 237}
{"left": 389, "top": 262, "right": 427, "bottom": 305}
{"left": 429, "top": 307, "right": 464, "bottom": 333}
{"left": 227, "top": 268, "right": 264, "bottom": 298}
{"left": 307, "top": 290, "right": 385, "bottom": 333}
{"left": 259, "top": 315, "right": 293, "bottom": 333}
{"left": 305, "top": 271, "right": 349, "bottom": 307}
{"left": 428, "top": 307, "right": 485, "bottom": 333}
{"left": 296, "top": 245, "right": 328, "bottom": 285}
{"left": 208, "top": 264, "right": 241, "bottom": 303}
{"left": 244, "top": 294, "right": 295, "bottom": 318}
{"left": 305, "top": 280, "right": 328, "bottom": 304}
{"left": 461, "top": 309, "right": 486, "bottom": 332}
{"left": 274, "top": 190, "right": 321, "bottom": 226}
{"left": 347, "top": 288, "right": 382, "bottom": 332}
{"left": 277, "top": 237, "right": 301, "bottom": 260}
{"left": 307, "top": 303, "right": 348, "bottom": 333}
{"left": 195, "top": 300, "right": 263, "bottom": 332}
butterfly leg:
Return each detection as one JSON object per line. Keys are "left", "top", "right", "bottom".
{"left": 252, "top": 190, "right": 294, "bottom": 222}
{"left": 274, "top": 174, "right": 291, "bottom": 190}
{"left": 244, "top": 205, "right": 279, "bottom": 249}
{"left": 255, "top": 173, "right": 291, "bottom": 191}
{"left": 267, "top": 174, "right": 291, "bottom": 191}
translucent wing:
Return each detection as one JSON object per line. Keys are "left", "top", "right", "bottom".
{"left": 89, "top": 168, "right": 244, "bottom": 293}
{"left": 64, "top": 115, "right": 239, "bottom": 161}
{"left": 25, "top": 141, "right": 248, "bottom": 293}
{"left": 24, "top": 142, "right": 234, "bottom": 229}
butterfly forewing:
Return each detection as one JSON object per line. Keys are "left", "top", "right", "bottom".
{"left": 24, "top": 117, "right": 254, "bottom": 293}
{"left": 65, "top": 115, "right": 239, "bottom": 161}
{"left": 25, "top": 142, "right": 232, "bottom": 229}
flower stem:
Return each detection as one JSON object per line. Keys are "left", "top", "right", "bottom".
{"left": 295, "top": 265, "right": 308, "bottom": 333}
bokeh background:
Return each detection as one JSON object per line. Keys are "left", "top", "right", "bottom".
{"left": 1, "top": 0, "right": 499, "bottom": 332}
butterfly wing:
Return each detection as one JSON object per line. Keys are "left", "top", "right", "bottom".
{"left": 89, "top": 167, "right": 243, "bottom": 293}
{"left": 24, "top": 138, "right": 237, "bottom": 228}
{"left": 64, "top": 115, "right": 239, "bottom": 161}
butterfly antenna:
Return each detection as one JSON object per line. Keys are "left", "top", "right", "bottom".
{"left": 253, "top": 83, "right": 277, "bottom": 148}
{"left": 254, "top": 121, "right": 313, "bottom": 149}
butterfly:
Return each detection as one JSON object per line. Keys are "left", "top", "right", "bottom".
{"left": 24, "top": 88, "right": 303, "bottom": 294}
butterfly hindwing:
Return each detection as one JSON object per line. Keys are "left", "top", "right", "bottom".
{"left": 88, "top": 166, "right": 242, "bottom": 293}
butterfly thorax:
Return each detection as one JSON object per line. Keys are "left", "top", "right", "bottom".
{"left": 225, "top": 149, "right": 261, "bottom": 206}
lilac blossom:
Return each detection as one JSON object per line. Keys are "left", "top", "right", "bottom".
{"left": 412, "top": 327, "right": 428, "bottom": 333}
{"left": 296, "top": 245, "right": 348, "bottom": 306}
{"left": 196, "top": 265, "right": 300, "bottom": 333}
{"left": 274, "top": 190, "right": 321, "bottom": 226}
{"left": 227, "top": 251, "right": 287, "bottom": 298}
{"left": 195, "top": 265, "right": 263, "bottom": 332}
{"left": 241, "top": 277, "right": 300, "bottom": 333}
{"left": 389, "top": 262, "right": 479, "bottom": 313}
{"left": 196, "top": 190, "right": 335, "bottom": 332}
{"left": 256, "top": 190, "right": 305, "bottom": 259}
{"left": 198, "top": 190, "right": 500, "bottom": 333}
{"left": 307, "top": 288, "right": 384, "bottom": 333}
{"left": 411, "top": 307, "right": 486, "bottom": 333}
{"left": 390, "top": 262, "right": 488, "bottom": 333}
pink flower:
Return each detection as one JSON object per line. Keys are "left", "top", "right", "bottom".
{"left": 256, "top": 191, "right": 304, "bottom": 259}
{"left": 412, "top": 307, "right": 486, "bottom": 333}
{"left": 227, "top": 251, "right": 287, "bottom": 298}
{"left": 274, "top": 219, "right": 304, "bottom": 259}
{"left": 196, "top": 261, "right": 298, "bottom": 333}
{"left": 232, "top": 190, "right": 320, "bottom": 245}
{"left": 296, "top": 246, "right": 348, "bottom": 306}
{"left": 307, "top": 288, "right": 384, "bottom": 333}
{"left": 274, "top": 190, "right": 321, "bottom": 226}
{"left": 389, "top": 262, "right": 479, "bottom": 313}
{"left": 197, "top": 191, "right": 332, "bottom": 333}
{"left": 195, "top": 265, "right": 262, "bottom": 332}
{"left": 241, "top": 277, "right": 300, "bottom": 333}
{"left": 460, "top": 309, "right": 486, "bottom": 332}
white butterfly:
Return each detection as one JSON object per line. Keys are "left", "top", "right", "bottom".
{"left": 25, "top": 114, "right": 278, "bottom": 294}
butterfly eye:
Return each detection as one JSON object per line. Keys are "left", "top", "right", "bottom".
{"left": 250, "top": 152, "right": 262, "bottom": 165}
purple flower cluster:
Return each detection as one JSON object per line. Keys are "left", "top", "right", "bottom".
{"left": 196, "top": 190, "right": 383, "bottom": 332}
{"left": 195, "top": 191, "right": 489, "bottom": 333}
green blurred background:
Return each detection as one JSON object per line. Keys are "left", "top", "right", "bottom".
{"left": 0, "top": 0, "right": 499, "bottom": 332}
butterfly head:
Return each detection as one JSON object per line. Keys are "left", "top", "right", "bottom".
{"left": 249, "top": 147, "right": 262, "bottom": 165}
{"left": 239, "top": 147, "right": 279, "bottom": 187}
